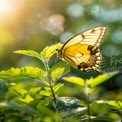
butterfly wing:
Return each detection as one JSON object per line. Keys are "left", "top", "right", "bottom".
{"left": 57, "top": 26, "right": 107, "bottom": 72}
{"left": 63, "top": 43, "right": 102, "bottom": 71}
{"left": 61, "top": 26, "right": 106, "bottom": 49}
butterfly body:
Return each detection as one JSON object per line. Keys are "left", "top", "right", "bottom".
{"left": 56, "top": 26, "right": 107, "bottom": 72}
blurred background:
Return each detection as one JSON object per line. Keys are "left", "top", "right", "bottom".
{"left": 0, "top": 0, "right": 122, "bottom": 87}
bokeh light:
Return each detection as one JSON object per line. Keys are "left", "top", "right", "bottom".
{"left": 0, "top": 0, "right": 27, "bottom": 25}
{"left": 60, "top": 32, "right": 74, "bottom": 43}
{"left": 40, "top": 14, "right": 65, "bottom": 35}
{"left": 112, "top": 30, "right": 122, "bottom": 44}
{"left": 66, "top": 3, "right": 84, "bottom": 18}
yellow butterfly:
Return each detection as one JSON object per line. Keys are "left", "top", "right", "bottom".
{"left": 56, "top": 26, "right": 107, "bottom": 72}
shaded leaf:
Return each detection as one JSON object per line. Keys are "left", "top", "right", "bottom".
{"left": 51, "top": 61, "right": 70, "bottom": 81}
{"left": 0, "top": 102, "right": 38, "bottom": 115}
{"left": 81, "top": 115, "right": 113, "bottom": 122}
{"left": 91, "top": 100, "right": 113, "bottom": 114}
{"left": 56, "top": 97, "right": 81, "bottom": 111}
{"left": 22, "top": 106, "right": 38, "bottom": 115}
{"left": 39, "top": 90, "right": 51, "bottom": 97}
{"left": 29, "top": 87, "right": 42, "bottom": 96}
{"left": 56, "top": 97, "right": 87, "bottom": 121}
{"left": 53, "top": 83, "right": 64, "bottom": 93}
{"left": 0, "top": 102, "right": 22, "bottom": 109}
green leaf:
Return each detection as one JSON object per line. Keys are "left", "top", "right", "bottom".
{"left": 0, "top": 79, "right": 6, "bottom": 87}
{"left": 29, "top": 98, "right": 50, "bottom": 107}
{"left": 29, "top": 87, "right": 42, "bottom": 99}
{"left": 88, "top": 72, "right": 118, "bottom": 88}
{"left": 106, "top": 101, "right": 122, "bottom": 110}
{"left": 22, "top": 106, "right": 38, "bottom": 115}
{"left": 40, "top": 43, "right": 63, "bottom": 59}
{"left": 0, "top": 102, "right": 22, "bottom": 109}
{"left": 0, "top": 66, "right": 44, "bottom": 80}
{"left": 39, "top": 90, "right": 51, "bottom": 97}
{"left": 14, "top": 50, "right": 41, "bottom": 60}
{"left": 51, "top": 61, "right": 70, "bottom": 81}
{"left": 90, "top": 100, "right": 111, "bottom": 115}
{"left": 53, "top": 83, "right": 64, "bottom": 93}
{"left": 56, "top": 97, "right": 87, "bottom": 120}
{"left": 56, "top": 97, "right": 81, "bottom": 111}
{"left": 63, "top": 76, "right": 85, "bottom": 87}
{"left": 82, "top": 116, "right": 114, "bottom": 122}
{"left": 29, "top": 87, "right": 42, "bottom": 95}
{"left": 18, "top": 94, "right": 34, "bottom": 104}
{"left": 0, "top": 102, "right": 38, "bottom": 115}
{"left": 12, "top": 87, "right": 28, "bottom": 97}
{"left": 91, "top": 100, "right": 122, "bottom": 121}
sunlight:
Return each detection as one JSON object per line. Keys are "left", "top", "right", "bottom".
{"left": 0, "top": 0, "right": 12, "bottom": 13}
{"left": 0, "top": 0, "right": 27, "bottom": 24}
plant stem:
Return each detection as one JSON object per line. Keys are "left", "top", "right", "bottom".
{"left": 87, "top": 92, "right": 91, "bottom": 122}
{"left": 119, "top": 111, "right": 122, "bottom": 122}
{"left": 49, "top": 81, "right": 56, "bottom": 104}
{"left": 85, "top": 83, "right": 91, "bottom": 122}
{"left": 44, "top": 59, "right": 56, "bottom": 105}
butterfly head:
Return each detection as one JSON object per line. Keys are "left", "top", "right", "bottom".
{"left": 56, "top": 49, "right": 61, "bottom": 58}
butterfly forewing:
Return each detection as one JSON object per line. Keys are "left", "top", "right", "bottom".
{"left": 81, "top": 26, "right": 106, "bottom": 47}
{"left": 62, "top": 26, "right": 106, "bottom": 49}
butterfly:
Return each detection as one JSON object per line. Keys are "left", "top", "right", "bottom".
{"left": 56, "top": 26, "right": 107, "bottom": 72}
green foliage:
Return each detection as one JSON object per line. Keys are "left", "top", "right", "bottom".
{"left": 0, "top": 43, "right": 121, "bottom": 122}
{"left": 0, "top": 67, "right": 44, "bottom": 80}
{"left": 63, "top": 76, "right": 85, "bottom": 86}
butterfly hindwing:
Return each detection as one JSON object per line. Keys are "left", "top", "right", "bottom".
{"left": 57, "top": 26, "right": 107, "bottom": 72}
{"left": 63, "top": 44, "right": 101, "bottom": 71}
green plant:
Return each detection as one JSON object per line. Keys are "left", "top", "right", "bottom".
{"left": 0, "top": 43, "right": 121, "bottom": 122}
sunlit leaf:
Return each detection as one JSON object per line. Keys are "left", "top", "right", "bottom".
{"left": 40, "top": 43, "right": 63, "bottom": 59}
{"left": 12, "top": 87, "right": 28, "bottom": 97}
{"left": 18, "top": 94, "right": 34, "bottom": 104}
{"left": 106, "top": 101, "right": 122, "bottom": 110}
{"left": 14, "top": 50, "right": 41, "bottom": 60}
{"left": 63, "top": 76, "right": 85, "bottom": 87}
{"left": 0, "top": 66, "right": 44, "bottom": 80}
{"left": 88, "top": 72, "right": 118, "bottom": 88}
{"left": 51, "top": 61, "right": 70, "bottom": 81}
